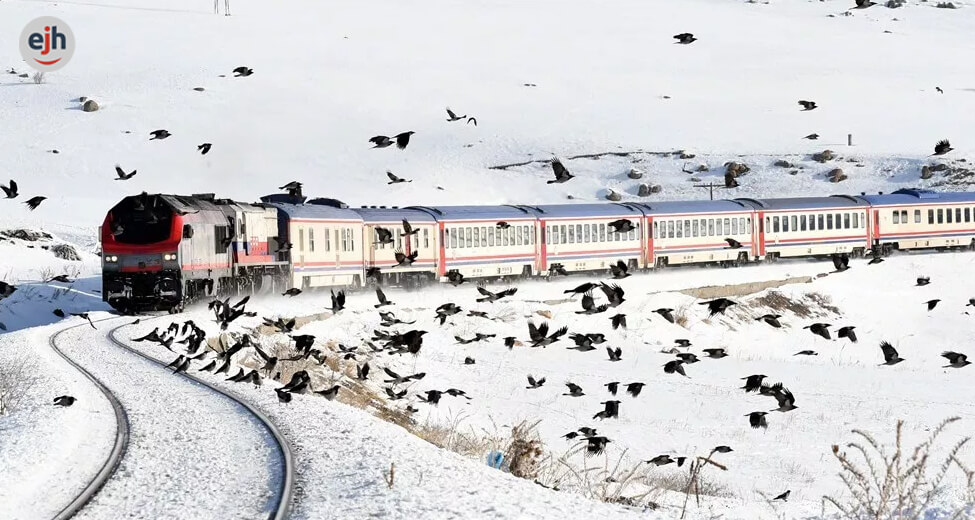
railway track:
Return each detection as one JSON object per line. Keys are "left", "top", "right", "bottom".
{"left": 46, "top": 316, "right": 295, "bottom": 520}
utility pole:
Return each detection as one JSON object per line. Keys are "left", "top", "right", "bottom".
{"left": 693, "top": 182, "right": 720, "bottom": 200}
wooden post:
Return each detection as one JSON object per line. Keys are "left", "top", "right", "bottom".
{"left": 693, "top": 182, "right": 718, "bottom": 200}
{"left": 848, "top": 134, "right": 853, "bottom": 147}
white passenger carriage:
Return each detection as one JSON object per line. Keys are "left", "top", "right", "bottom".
{"left": 860, "top": 189, "right": 975, "bottom": 253}
{"left": 640, "top": 200, "right": 756, "bottom": 267}
{"left": 531, "top": 204, "right": 645, "bottom": 275}
{"left": 742, "top": 196, "right": 871, "bottom": 260}
{"left": 354, "top": 206, "right": 438, "bottom": 285}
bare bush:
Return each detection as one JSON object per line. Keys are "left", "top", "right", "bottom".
{"left": 0, "top": 358, "right": 39, "bottom": 415}
{"left": 506, "top": 420, "right": 544, "bottom": 479}
{"left": 823, "top": 417, "right": 975, "bottom": 519}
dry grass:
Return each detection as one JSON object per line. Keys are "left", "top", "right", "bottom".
{"left": 32, "top": 72, "right": 45, "bottom": 84}
{"left": 0, "top": 357, "right": 38, "bottom": 415}
{"left": 747, "top": 290, "right": 839, "bottom": 319}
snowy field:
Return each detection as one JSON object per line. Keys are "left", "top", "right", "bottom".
{"left": 3, "top": 0, "right": 975, "bottom": 518}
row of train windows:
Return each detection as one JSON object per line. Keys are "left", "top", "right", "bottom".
{"left": 653, "top": 217, "right": 749, "bottom": 240}
{"left": 895, "top": 207, "right": 973, "bottom": 225}
{"left": 445, "top": 225, "right": 534, "bottom": 249}
{"left": 546, "top": 223, "right": 639, "bottom": 245}
{"left": 296, "top": 227, "right": 355, "bottom": 253}
{"left": 374, "top": 229, "right": 431, "bottom": 250}
{"left": 767, "top": 212, "right": 862, "bottom": 234}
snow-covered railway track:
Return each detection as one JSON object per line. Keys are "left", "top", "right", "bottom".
{"left": 46, "top": 318, "right": 294, "bottom": 520}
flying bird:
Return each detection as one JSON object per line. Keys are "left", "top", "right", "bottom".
{"left": 852, "top": 0, "right": 876, "bottom": 8}
{"left": 576, "top": 292, "right": 608, "bottom": 315}
{"left": 547, "top": 158, "right": 574, "bottom": 184}
{"left": 394, "top": 250, "right": 418, "bottom": 267}
{"left": 609, "top": 260, "right": 630, "bottom": 280}
{"left": 942, "top": 351, "right": 971, "bottom": 368}
{"left": 933, "top": 139, "right": 953, "bottom": 156}
{"left": 598, "top": 283, "right": 625, "bottom": 307}
{"left": 198, "top": 143, "right": 212, "bottom": 155}
{"left": 564, "top": 282, "right": 598, "bottom": 296}
{"left": 467, "top": 117, "right": 477, "bottom": 126}
{"left": 369, "top": 135, "right": 394, "bottom": 148}
{"left": 837, "top": 326, "right": 858, "bottom": 343}
{"left": 282, "top": 288, "right": 301, "bottom": 297}
{"left": 446, "top": 271, "right": 465, "bottom": 286}
{"left": 386, "top": 171, "right": 411, "bottom": 184}
{"left": 232, "top": 66, "right": 254, "bottom": 77}
{"left": 114, "top": 165, "right": 137, "bottom": 180}
{"left": 803, "top": 133, "right": 820, "bottom": 140}
{"left": 741, "top": 374, "right": 767, "bottom": 393}
{"left": 803, "top": 323, "right": 832, "bottom": 340}
{"left": 527, "top": 321, "right": 568, "bottom": 348}
{"left": 663, "top": 359, "right": 687, "bottom": 377}
{"left": 435, "top": 303, "right": 462, "bottom": 325}
{"left": 879, "top": 341, "right": 905, "bottom": 365}
{"left": 149, "top": 129, "right": 171, "bottom": 140}
{"left": 496, "top": 221, "right": 511, "bottom": 230}
{"left": 703, "top": 348, "right": 728, "bottom": 359}
{"left": 445, "top": 107, "right": 466, "bottom": 121}
{"left": 400, "top": 219, "right": 419, "bottom": 237}
{"left": 700, "top": 298, "right": 736, "bottom": 316}
{"left": 604, "top": 382, "right": 619, "bottom": 395}
{"left": 625, "top": 382, "right": 645, "bottom": 397}
{"left": 654, "top": 308, "right": 676, "bottom": 324}
{"left": 2, "top": 179, "right": 18, "bottom": 198}
{"left": 926, "top": 299, "right": 941, "bottom": 311}
{"left": 476, "top": 286, "right": 517, "bottom": 303}
{"left": 593, "top": 400, "right": 620, "bottom": 420}
{"left": 279, "top": 181, "right": 303, "bottom": 197}
{"left": 563, "top": 382, "right": 585, "bottom": 397}
{"left": 610, "top": 313, "right": 626, "bottom": 330}
{"left": 374, "top": 287, "right": 393, "bottom": 308}
{"left": 606, "top": 346, "right": 622, "bottom": 362}
{"left": 795, "top": 350, "right": 818, "bottom": 356}
{"left": 747, "top": 411, "right": 769, "bottom": 429}
{"left": 798, "top": 100, "right": 817, "bottom": 111}
{"left": 526, "top": 375, "right": 546, "bottom": 389}
{"left": 673, "top": 33, "right": 697, "bottom": 44}
{"left": 395, "top": 131, "right": 415, "bottom": 150}
{"left": 756, "top": 314, "right": 783, "bottom": 328}
{"left": 585, "top": 436, "right": 611, "bottom": 457}
{"left": 936, "top": 87, "right": 943, "bottom": 94}
{"left": 24, "top": 196, "right": 46, "bottom": 210}
{"left": 725, "top": 238, "right": 743, "bottom": 249}
{"left": 917, "top": 276, "right": 931, "bottom": 286}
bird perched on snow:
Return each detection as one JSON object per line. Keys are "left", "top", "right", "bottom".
{"left": 23, "top": 196, "right": 46, "bottom": 210}
{"left": 803, "top": 322, "right": 832, "bottom": 340}
{"left": 746, "top": 411, "right": 769, "bottom": 429}
{"left": 917, "top": 276, "right": 931, "bottom": 286}
{"left": 114, "top": 165, "right": 137, "bottom": 180}
{"left": 608, "top": 219, "right": 635, "bottom": 234}
{"left": 232, "top": 66, "right": 254, "bottom": 77}
{"left": 803, "top": 133, "right": 820, "bottom": 140}
{"left": 149, "top": 129, "right": 171, "bottom": 140}
{"left": 70, "top": 312, "right": 96, "bottom": 329}
{"left": 1, "top": 179, "right": 17, "bottom": 198}
{"left": 798, "top": 100, "right": 817, "bottom": 111}
{"left": 772, "top": 490, "right": 791, "bottom": 501}
{"left": 282, "top": 288, "right": 301, "bottom": 297}
{"left": 53, "top": 395, "right": 76, "bottom": 406}
{"left": 198, "top": 143, "right": 212, "bottom": 155}
{"left": 879, "top": 341, "right": 905, "bottom": 365}
{"left": 673, "top": 33, "right": 697, "bottom": 44}
{"left": 386, "top": 171, "right": 411, "bottom": 184}
{"left": 942, "top": 351, "right": 970, "bottom": 368}
{"left": 756, "top": 314, "right": 783, "bottom": 328}
{"left": 795, "top": 350, "right": 818, "bottom": 356}
{"left": 547, "top": 158, "right": 574, "bottom": 184}
{"left": 837, "top": 326, "right": 858, "bottom": 343}
{"left": 700, "top": 298, "right": 736, "bottom": 316}
{"left": 609, "top": 261, "right": 630, "bottom": 280}
{"left": 933, "top": 139, "right": 953, "bottom": 156}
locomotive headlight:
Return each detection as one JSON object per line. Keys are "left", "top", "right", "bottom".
{"left": 106, "top": 255, "right": 118, "bottom": 262}
{"left": 163, "top": 253, "right": 177, "bottom": 261}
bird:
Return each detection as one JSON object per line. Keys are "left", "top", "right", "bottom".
{"left": 917, "top": 276, "right": 931, "bottom": 286}
{"left": 609, "top": 260, "right": 630, "bottom": 280}
{"left": 942, "top": 351, "right": 971, "bottom": 368}
{"left": 316, "top": 385, "right": 340, "bottom": 401}
{"left": 386, "top": 171, "right": 411, "bottom": 184}
{"left": 674, "top": 339, "right": 692, "bottom": 349}
{"left": 395, "top": 131, "right": 415, "bottom": 150}
{"left": 52, "top": 308, "right": 66, "bottom": 318}
{"left": 747, "top": 411, "right": 769, "bottom": 429}
{"left": 772, "top": 490, "right": 791, "bottom": 502}
{"left": 275, "top": 388, "right": 293, "bottom": 403}
{"left": 369, "top": 136, "right": 394, "bottom": 148}
{"left": 526, "top": 375, "right": 546, "bottom": 389}
{"left": 795, "top": 350, "right": 818, "bottom": 356}
{"left": 673, "top": 33, "right": 697, "bottom": 44}
{"left": 564, "top": 282, "right": 598, "bottom": 296}
{"left": 446, "top": 271, "right": 465, "bottom": 286}
{"left": 445, "top": 107, "right": 466, "bottom": 121}
{"left": 725, "top": 238, "right": 743, "bottom": 249}
{"left": 394, "top": 250, "right": 418, "bottom": 267}
{"left": 382, "top": 367, "right": 426, "bottom": 384}
{"left": 803, "top": 323, "right": 832, "bottom": 340}
{"left": 279, "top": 181, "right": 303, "bottom": 197}
{"left": 24, "top": 196, "right": 46, "bottom": 210}
{"left": 769, "top": 386, "right": 798, "bottom": 412}
{"left": 576, "top": 292, "right": 609, "bottom": 315}
{"left": 48, "top": 274, "right": 73, "bottom": 283}
{"left": 496, "top": 221, "right": 511, "bottom": 230}
{"left": 604, "top": 382, "right": 619, "bottom": 395}
{"left": 598, "top": 283, "right": 625, "bottom": 307}
{"left": 803, "top": 133, "right": 820, "bottom": 140}
{"left": 933, "top": 139, "right": 953, "bottom": 156}
{"left": 798, "top": 100, "right": 817, "bottom": 111}
{"left": 374, "top": 287, "right": 393, "bottom": 308}
{"left": 356, "top": 362, "right": 370, "bottom": 380}
{"left": 593, "top": 400, "right": 620, "bottom": 420}
{"left": 232, "top": 66, "right": 254, "bottom": 77}
{"left": 654, "top": 308, "right": 676, "bottom": 324}
{"left": 149, "top": 129, "right": 171, "bottom": 140}
{"left": 703, "top": 348, "right": 728, "bottom": 359}
{"left": 114, "top": 165, "right": 137, "bottom": 180}
{"left": 936, "top": 87, "right": 944, "bottom": 94}
{"left": 879, "top": 341, "right": 905, "bottom": 365}
{"left": 374, "top": 227, "right": 395, "bottom": 245}
{"left": 713, "top": 446, "right": 733, "bottom": 454}
{"left": 852, "top": 0, "right": 876, "bottom": 8}
{"left": 330, "top": 290, "right": 346, "bottom": 312}
{"left": 70, "top": 312, "right": 96, "bottom": 329}
{"left": 676, "top": 352, "right": 699, "bottom": 364}
{"left": 1, "top": 179, "right": 18, "bottom": 198}
{"left": 756, "top": 314, "right": 783, "bottom": 328}
{"left": 547, "top": 158, "right": 574, "bottom": 184}
{"left": 608, "top": 219, "right": 635, "bottom": 234}
{"left": 527, "top": 321, "right": 568, "bottom": 348}
{"left": 625, "top": 382, "right": 645, "bottom": 397}
{"left": 832, "top": 254, "right": 850, "bottom": 272}
{"left": 837, "top": 326, "right": 858, "bottom": 343}
{"left": 476, "top": 286, "right": 517, "bottom": 303}
{"left": 467, "top": 117, "right": 477, "bottom": 126}
{"left": 663, "top": 359, "right": 687, "bottom": 376}
{"left": 741, "top": 374, "right": 767, "bottom": 393}
{"left": 867, "top": 251, "right": 884, "bottom": 265}
{"left": 700, "top": 298, "right": 736, "bottom": 316}
{"left": 926, "top": 299, "right": 941, "bottom": 311}
{"left": 585, "top": 436, "right": 611, "bottom": 457}
{"left": 0, "top": 281, "right": 17, "bottom": 300}
{"left": 435, "top": 303, "right": 462, "bottom": 325}
{"left": 504, "top": 337, "right": 517, "bottom": 349}
{"left": 400, "top": 219, "right": 419, "bottom": 237}
{"left": 563, "top": 382, "right": 585, "bottom": 397}
{"left": 198, "top": 143, "right": 212, "bottom": 155}
{"left": 53, "top": 395, "right": 76, "bottom": 406}
{"left": 606, "top": 347, "right": 622, "bottom": 362}
{"left": 610, "top": 314, "right": 626, "bottom": 330}
{"left": 282, "top": 288, "right": 301, "bottom": 297}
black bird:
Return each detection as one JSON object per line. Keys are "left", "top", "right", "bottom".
{"left": 526, "top": 375, "right": 546, "bottom": 389}
{"left": 967, "top": 298, "right": 975, "bottom": 308}
{"left": 831, "top": 254, "right": 850, "bottom": 272}
{"left": 564, "top": 282, "right": 598, "bottom": 295}
{"left": 747, "top": 411, "right": 769, "bottom": 429}
{"left": 455, "top": 333, "right": 495, "bottom": 344}
{"left": 547, "top": 158, "right": 574, "bottom": 184}
{"left": 713, "top": 446, "right": 733, "bottom": 454}
{"left": 942, "top": 351, "right": 971, "bottom": 368}
{"left": 917, "top": 276, "right": 931, "bottom": 286}
{"left": 279, "top": 181, "right": 303, "bottom": 197}
{"left": 198, "top": 143, "right": 212, "bottom": 155}
{"left": 803, "top": 133, "right": 820, "bottom": 140}
{"left": 795, "top": 350, "right": 818, "bottom": 356}
{"left": 837, "top": 326, "right": 858, "bottom": 343}
{"left": 48, "top": 274, "right": 73, "bottom": 283}
{"left": 385, "top": 387, "right": 408, "bottom": 400}
{"left": 585, "top": 436, "right": 611, "bottom": 457}
{"left": 382, "top": 367, "right": 426, "bottom": 384}
{"left": 674, "top": 339, "right": 692, "bottom": 349}
{"left": 852, "top": 0, "right": 876, "bottom": 8}
{"left": 703, "top": 348, "right": 728, "bottom": 359}
{"left": 357, "top": 362, "right": 370, "bottom": 380}
{"left": 24, "top": 196, "right": 46, "bottom": 210}
{"left": 576, "top": 292, "right": 609, "bottom": 315}
{"left": 386, "top": 171, "right": 411, "bottom": 184}
{"left": 611, "top": 313, "right": 626, "bottom": 330}
{"left": 654, "top": 308, "right": 676, "bottom": 324}
{"left": 53, "top": 395, "right": 76, "bottom": 407}
{"left": 435, "top": 303, "right": 462, "bottom": 325}
{"left": 625, "top": 382, "right": 645, "bottom": 397}
{"left": 676, "top": 352, "right": 699, "bottom": 364}
{"left": 149, "top": 129, "right": 171, "bottom": 140}
{"left": 803, "top": 323, "right": 832, "bottom": 340}
{"left": 275, "top": 388, "right": 293, "bottom": 403}
{"left": 53, "top": 308, "right": 65, "bottom": 318}
{"left": 608, "top": 220, "right": 635, "bottom": 234}
{"left": 549, "top": 264, "right": 569, "bottom": 276}
{"left": 563, "top": 431, "right": 581, "bottom": 440}
{"left": 567, "top": 333, "right": 599, "bottom": 351}
{"left": 369, "top": 135, "right": 394, "bottom": 148}
{"left": 446, "top": 271, "right": 465, "bottom": 286}
{"left": 504, "top": 336, "right": 517, "bottom": 349}
{"left": 700, "top": 298, "right": 736, "bottom": 316}
{"left": 563, "top": 382, "right": 585, "bottom": 397}
{"left": 528, "top": 321, "right": 568, "bottom": 347}
{"left": 375, "top": 287, "right": 393, "bottom": 308}
{"left": 400, "top": 219, "right": 419, "bottom": 237}
{"left": 663, "top": 359, "right": 687, "bottom": 376}
{"left": 70, "top": 312, "right": 96, "bottom": 329}
{"left": 394, "top": 250, "right": 418, "bottom": 267}
{"left": 598, "top": 283, "right": 625, "bottom": 307}
{"left": 476, "top": 286, "right": 517, "bottom": 303}
{"left": 769, "top": 386, "right": 798, "bottom": 412}
{"left": 880, "top": 341, "right": 905, "bottom": 365}
{"left": 741, "top": 374, "right": 767, "bottom": 393}
{"left": 936, "top": 87, "right": 944, "bottom": 94}
{"left": 467, "top": 117, "right": 477, "bottom": 126}
{"left": 579, "top": 427, "right": 598, "bottom": 438}
{"left": 933, "top": 139, "right": 953, "bottom": 156}
{"left": 609, "top": 260, "right": 630, "bottom": 280}
{"left": 725, "top": 238, "right": 743, "bottom": 249}
{"left": 114, "top": 165, "right": 137, "bottom": 180}
{"left": 756, "top": 314, "right": 783, "bottom": 328}
{"left": 445, "top": 107, "right": 466, "bottom": 121}
{"left": 395, "top": 131, "right": 415, "bottom": 150}
{"left": 605, "top": 382, "right": 619, "bottom": 395}
{"left": 646, "top": 455, "right": 685, "bottom": 467}
{"left": 926, "top": 299, "right": 941, "bottom": 311}
{"left": 673, "top": 33, "right": 697, "bottom": 44}
{"left": 773, "top": 490, "right": 791, "bottom": 501}
{"left": 282, "top": 288, "right": 301, "bottom": 297}
{"left": 606, "top": 346, "right": 622, "bottom": 362}
{"left": 798, "top": 100, "right": 817, "bottom": 111}
{"left": 0, "top": 281, "right": 15, "bottom": 300}
{"left": 316, "top": 385, "right": 340, "bottom": 401}
{"left": 232, "top": 66, "right": 254, "bottom": 77}
{"left": 867, "top": 251, "right": 884, "bottom": 265}
{"left": 496, "top": 221, "right": 511, "bottom": 230}
{"left": 374, "top": 227, "right": 395, "bottom": 245}
{"left": 366, "top": 266, "right": 382, "bottom": 281}
{"left": 1, "top": 179, "right": 17, "bottom": 198}
{"left": 593, "top": 400, "right": 620, "bottom": 420}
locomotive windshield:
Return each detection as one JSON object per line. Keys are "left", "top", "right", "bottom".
{"left": 109, "top": 195, "right": 173, "bottom": 244}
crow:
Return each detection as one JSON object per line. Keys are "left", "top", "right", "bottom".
{"left": 663, "top": 359, "right": 687, "bottom": 376}
{"left": 400, "top": 219, "right": 419, "bottom": 237}
{"left": 547, "top": 158, "right": 574, "bottom": 184}
{"left": 496, "top": 221, "right": 511, "bottom": 230}
{"left": 504, "top": 336, "right": 517, "bottom": 349}
{"left": 852, "top": 0, "right": 876, "bottom": 7}
{"left": 773, "top": 490, "right": 791, "bottom": 501}
{"left": 936, "top": 87, "right": 944, "bottom": 94}
{"left": 316, "top": 385, "right": 340, "bottom": 401}
{"left": 917, "top": 276, "right": 931, "bottom": 286}
{"left": 444, "top": 388, "right": 471, "bottom": 400}
{"left": 926, "top": 299, "right": 941, "bottom": 311}
{"left": 942, "top": 351, "right": 971, "bottom": 368}
{"left": 282, "top": 288, "right": 301, "bottom": 297}
{"left": 467, "top": 117, "right": 477, "bottom": 126}
{"left": 673, "top": 33, "right": 697, "bottom": 44}
{"left": 526, "top": 375, "right": 546, "bottom": 389}
{"left": 646, "top": 455, "right": 684, "bottom": 466}
{"left": 654, "top": 308, "right": 676, "bottom": 324}
{"left": 53, "top": 395, "right": 76, "bottom": 407}
{"left": 756, "top": 314, "right": 783, "bottom": 328}
{"left": 464, "top": 356, "right": 476, "bottom": 365}
{"left": 564, "top": 282, "right": 598, "bottom": 295}
{"left": 366, "top": 267, "right": 382, "bottom": 281}
{"left": 625, "top": 382, "right": 645, "bottom": 397}
{"left": 674, "top": 339, "right": 692, "bottom": 349}
{"left": 198, "top": 143, "right": 212, "bottom": 155}
{"left": 831, "top": 254, "right": 850, "bottom": 272}
{"left": 608, "top": 219, "right": 635, "bottom": 233}
{"left": 585, "top": 436, "right": 611, "bottom": 457}
{"left": 435, "top": 303, "right": 462, "bottom": 325}
{"left": 385, "top": 387, "right": 408, "bottom": 400}
{"left": 114, "top": 166, "right": 137, "bottom": 180}
{"left": 24, "top": 196, "right": 46, "bottom": 210}
{"left": 232, "top": 66, "right": 254, "bottom": 77}
{"left": 606, "top": 347, "right": 622, "bottom": 362}
{"left": 803, "top": 323, "right": 832, "bottom": 340}
{"left": 549, "top": 264, "right": 569, "bottom": 276}
{"left": 0, "top": 281, "right": 15, "bottom": 301}
{"left": 70, "top": 312, "right": 96, "bottom": 329}
{"left": 446, "top": 271, "right": 465, "bottom": 286}
{"left": 564, "top": 382, "right": 585, "bottom": 397}
{"left": 700, "top": 298, "right": 736, "bottom": 316}
{"left": 803, "top": 133, "right": 820, "bottom": 140}
{"left": 563, "top": 431, "right": 581, "bottom": 440}
{"left": 837, "top": 326, "right": 858, "bottom": 343}
{"left": 375, "top": 287, "right": 393, "bottom": 308}
{"left": 798, "top": 100, "right": 817, "bottom": 111}
{"left": 275, "top": 242, "right": 294, "bottom": 254}
{"left": 576, "top": 292, "right": 609, "bottom": 315}
{"left": 445, "top": 107, "right": 466, "bottom": 122}
{"left": 605, "top": 382, "right": 619, "bottom": 395}
{"left": 382, "top": 367, "right": 426, "bottom": 384}
{"left": 567, "top": 334, "right": 598, "bottom": 351}
{"left": 476, "top": 286, "right": 517, "bottom": 303}
{"left": 394, "top": 250, "right": 418, "bottom": 267}
{"left": 747, "top": 411, "right": 769, "bottom": 429}
{"left": 369, "top": 136, "right": 394, "bottom": 148}
{"left": 867, "top": 250, "right": 884, "bottom": 265}
{"left": 609, "top": 260, "right": 630, "bottom": 280}
{"left": 741, "top": 374, "right": 767, "bottom": 393}
{"left": 933, "top": 139, "right": 953, "bottom": 156}
{"left": 279, "top": 181, "right": 303, "bottom": 197}
{"left": 386, "top": 171, "right": 411, "bottom": 184}
{"left": 794, "top": 350, "right": 818, "bottom": 356}
{"left": 149, "top": 129, "right": 171, "bottom": 140}
{"left": 330, "top": 290, "right": 346, "bottom": 312}
{"left": 1, "top": 179, "right": 17, "bottom": 198}
{"left": 455, "top": 333, "right": 495, "bottom": 344}
{"left": 593, "top": 400, "right": 620, "bottom": 420}
{"left": 275, "top": 388, "right": 293, "bottom": 403}
{"left": 725, "top": 238, "right": 743, "bottom": 249}
{"left": 395, "top": 131, "right": 415, "bottom": 150}
{"left": 676, "top": 352, "right": 699, "bottom": 364}
{"left": 599, "top": 283, "right": 625, "bottom": 307}
{"left": 769, "top": 386, "right": 798, "bottom": 412}
{"left": 703, "top": 348, "right": 728, "bottom": 359}
{"left": 357, "top": 362, "right": 370, "bottom": 381}
{"left": 611, "top": 313, "right": 626, "bottom": 330}
{"left": 579, "top": 428, "right": 599, "bottom": 439}
{"left": 880, "top": 341, "right": 904, "bottom": 365}
{"left": 527, "top": 321, "right": 568, "bottom": 348}
{"left": 374, "top": 227, "right": 394, "bottom": 245}
{"left": 467, "top": 310, "right": 489, "bottom": 319}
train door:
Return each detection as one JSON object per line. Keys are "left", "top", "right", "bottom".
{"left": 437, "top": 222, "right": 447, "bottom": 276}
{"left": 872, "top": 209, "right": 880, "bottom": 249}
{"left": 538, "top": 221, "right": 547, "bottom": 273}
{"left": 755, "top": 211, "right": 766, "bottom": 258}
{"left": 646, "top": 217, "right": 655, "bottom": 267}
{"left": 366, "top": 225, "right": 377, "bottom": 268}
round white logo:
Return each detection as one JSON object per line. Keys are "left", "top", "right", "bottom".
{"left": 19, "top": 16, "right": 75, "bottom": 72}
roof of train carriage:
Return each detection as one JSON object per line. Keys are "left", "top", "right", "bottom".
{"left": 523, "top": 203, "right": 645, "bottom": 219}
{"left": 857, "top": 189, "right": 975, "bottom": 206}
{"left": 260, "top": 196, "right": 363, "bottom": 221}
{"left": 627, "top": 199, "right": 753, "bottom": 215}
{"left": 739, "top": 194, "right": 870, "bottom": 211}
{"left": 350, "top": 206, "right": 437, "bottom": 224}
{"left": 406, "top": 205, "right": 541, "bottom": 221}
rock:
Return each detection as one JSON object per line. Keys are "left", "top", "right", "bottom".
{"left": 605, "top": 189, "right": 622, "bottom": 202}
{"left": 535, "top": 310, "right": 553, "bottom": 319}
{"left": 789, "top": 170, "right": 799, "bottom": 176}
{"left": 930, "top": 163, "right": 949, "bottom": 172}
{"left": 936, "top": 2, "right": 957, "bottom": 8}
{"left": 689, "top": 177, "right": 702, "bottom": 182}
{"left": 1, "top": 229, "right": 52, "bottom": 241}
{"left": 827, "top": 168, "right": 847, "bottom": 183}
{"left": 638, "top": 184, "right": 652, "bottom": 197}
{"left": 921, "top": 165, "right": 933, "bottom": 180}
{"left": 78, "top": 96, "right": 88, "bottom": 102}
{"left": 650, "top": 184, "right": 662, "bottom": 194}
{"left": 50, "top": 244, "right": 81, "bottom": 261}
{"left": 812, "top": 149, "right": 836, "bottom": 163}
{"left": 696, "top": 164, "right": 708, "bottom": 172}
{"left": 724, "top": 162, "right": 750, "bottom": 178}
{"left": 678, "top": 151, "right": 695, "bottom": 159}
{"left": 566, "top": 195, "right": 575, "bottom": 200}
{"left": 82, "top": 99, "right": 100, "bottom": 112}
{"left": 773, "top": 159, "right": 793, "bottom": 168}
{"left": 724, "top": 171, "right": 740, "bottom": 188}
{"left": 627, "top": 168, "right": 644, "bottom": 180}
{"left": 886, "top": 0, "right": 904, "bottom": 7}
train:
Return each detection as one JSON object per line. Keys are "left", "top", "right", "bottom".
{"left": 99, "top": 188, "right": 975, "bottom": 312}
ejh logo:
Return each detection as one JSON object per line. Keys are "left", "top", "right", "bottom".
{"left": 19, "top": 17, "right": 75, "bottom": 72}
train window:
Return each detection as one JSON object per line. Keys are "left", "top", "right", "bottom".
{"left": 816, "top": 214, "right": 824, "bottom": 229}
{"left": 582, "top": 224, "right": 590, "bottom": 243}
{"left": 576, "top": 224, "right": 583, "bottom": 243}
{"left": 928, "top": 209, "right": 934, "bottom": 224}
{"left": 739, "top": 218, "right": 745, "bottom": 234}
{"left": 350, "top": 229, "right": 355, "bottom": 252}
{"left": 693, "top": 219, "right": 700, "bottom": 237}
{"left": 456, "top": 228, "right": 464, "bottom": 248}
{"left": 515, "top": 226, "right": 522, "bottom": 245}
{"left": 558, "top": 225, "right": 565, "bottom": 244}
{"left": 763, "top": 218, "right": 768, "bottom": 234}
{"left": 488, "top": 227, "right": 495, "bottom": 247}
{"left": 956, "top": 208, "right": 962, "bottom": 223}
{"left": 772, "top": 217, "right": 780, "bottom": 233}
{"left": 630, "top": 224, "right": 637, "bottom": 241}
{"left": 843, "top": 214, "right": 850, "bottom": 229}
{"left": 341, "top": 229, "right": 346, "bottom": 252}
{"left": 676, "top": 220, "right": 683, "bottom": 238}
{"left": 652, "top": 222, "right": 658, "bottom": 239}
{"left": 826, "top": 214, "right": 833, "bottom": 230}
{"left": 215, "top": 225, "right": 229, "bottom": 251}
{"left": 892, "top": 211, "right": 899, "bottom": 224}
{"left": 947, "top": 209, "right": 953, "bottom": 224}
{"left": 782, "top": 217, "right": 789, "bottom": 233}
{"left": 309, "top": 228, "right": 315, "bottom": 252}
{"left": 466, "top": 227, "right": 474, "bottom": 247}
{"left": 708, "top": 219, "right": 715, "bottom": 236}
{"left": 565, "top": 225, "right": 573, "bottom": 243}
{"left": 449, "top": 229, "right": 457, "bottom": 249}
{"left": 937, "top": 209, "right": 944, "bottom": 224}
{"left": 787, "top": 215, "right": 794, "bottom": 232}
{"left": 530, "top": 226, "right": 536, "bottom": 245}
{"left": 730, "top": 218, "right": 738, "bottom": 235}
{"left": 323, "top": 228, "right": 330, "bottom": 251}
{"left": 424, "top": 229, "right": 430, "bottom": 249}
{"left": 240, "top": 219, "right": 247, "bottom": 240}
{"left": 667, "top": 221, "right": 675, "bottom": 238}
{"left": 599, "top": 224, "right": 606, "bottom": 242}
{"left": 473, "top": 227, "right": 480, "bottom": 248}
{"left": 966, "top": 208, "right": 971, "bottom": 222}
{"left": 298, "top": 228, "right": 304, "bottom": 252}
{"left": 723, "top": 218, "right": 731, "bottom": 235}
{"left": 800, "top": 215, "right": 807, "bottom": 231}
{"left": 682, "top": 220, "right": 689, "bottom": 239}
{"left": 482, "top": 227, "right": 488, "bottom": 247}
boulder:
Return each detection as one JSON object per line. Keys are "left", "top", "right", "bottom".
{"left": 773, "top": 160, "right": 793, "bottom": 168}
{"left": 638, "top": 184, "right": 652, "bottom": 197}
{"left": 827, "top": 168, "right": 847, "bottom": 183}
{"left": 605, "top": 189, "right": 622, "bottom": 202}
{"left": 82, "top": 99, "right": 100, "bottom": 112}
{"left": 678, "top": 151, "right": 695, "bottom": 159}
{"left": 696, "top": 164, "right": 709, "bottom": 172}
{"left": 789, "top": 170, "right": 799, "bottom": 176}
{"left": 812, "top": 150, "right": 836, "bottom": 163}
{"left": 724, "top": 171, "right": 740, "bottom": 188}
{"left": 921, "top": 165, "right": 933, "bottom": 180}
{"left": 50, "top": 244, "right": 81, "bottom": 261}
{"left": 725, "top": 162, "right": 750, "bottom": 177}
{"left": 627, "top": 168, "right": 644, "bottom": 180}
{"left": 930, "top": 163, "right": 949, "bottom": 172}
